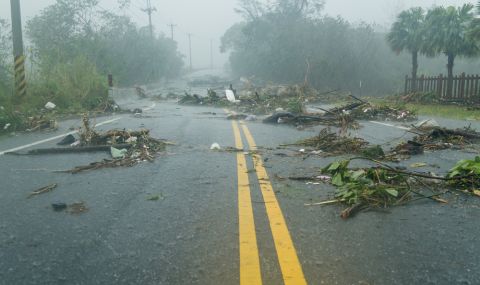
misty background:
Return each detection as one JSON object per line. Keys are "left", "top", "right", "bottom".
{"left": 0, "top": 0, "right": 474, "bottom": 69}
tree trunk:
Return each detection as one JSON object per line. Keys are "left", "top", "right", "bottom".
{"left": 446, "top": 53, "right": 455, "bottom": 98}
{"left": 411, "top": 50, "right": 418, "bottom": 92}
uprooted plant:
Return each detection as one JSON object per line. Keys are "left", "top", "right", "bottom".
{"left": 318, "top": 157, "right": 480, "bottom": 219}
{"left": 321, "top": 158, "right": 413, "bottom": 219}
{"left": 446, "top": 156, "right": 480, "bottom": 194}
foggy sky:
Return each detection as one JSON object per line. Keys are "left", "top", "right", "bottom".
{"left": 0, "top": 0, "right": 474, "bottom": 69}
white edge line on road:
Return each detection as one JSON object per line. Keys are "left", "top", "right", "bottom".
{"left": 369, "top": 121, "right": 411, "bottom": 130}
{"left": 0, "top": 117, "right": 122, "bottom": 156}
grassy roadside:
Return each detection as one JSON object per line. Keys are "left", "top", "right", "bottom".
{"left": 0, "top": 57, "right": 116, "bottom": 136}
{"left": 365, "top": 97, "right": 480, "bottom": 121}
{"left": 405, "top": 103, "right": 480, "bottom": 120}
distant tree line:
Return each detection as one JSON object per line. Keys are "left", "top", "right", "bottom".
{"left": 0, "top": 0, "right": 183, "bottom": 112}
{"left": 221, "top": 0, "right": 480, "bottom": 95}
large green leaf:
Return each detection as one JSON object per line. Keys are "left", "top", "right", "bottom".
{"left": 332, "top": 174, "right": 345, "bottom": 186}
{"left": 385, "top": 188, "right": 399, "bottom": 197}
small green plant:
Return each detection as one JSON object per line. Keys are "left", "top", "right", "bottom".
{"left": 447, "top": 156, "right": 480, "bottom": 190}
{"left": 323, "top": 160, "right": 408, "bottom": 208}
{"left": 286, "top": 98, "right": 304, "bottom": 114}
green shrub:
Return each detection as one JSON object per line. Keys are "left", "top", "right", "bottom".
{"left": 24, "top": 56, "right": 108, "bottom": 113}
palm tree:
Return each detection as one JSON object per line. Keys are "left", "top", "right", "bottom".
{"left": 468, "top": 2, "right": 480, "bottom": 42}
{"left": 424, "top": 4, "right": 479, "bottom": 97}
{"left": 387, "top": 7, "right": 426, "bottom": 92}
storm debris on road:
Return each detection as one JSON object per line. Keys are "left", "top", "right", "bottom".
{"left": 320, "top": 158, "right": 450, "bottom": 218}
{"left": 415, "top": 127, "right": 480, "bottom": 150}
{"left": 67, "top": 202, "right": 89, "bottom": 214}
{"left": 282, "top": 128, "right": 370, "bottom": 156}
{"left": 52, "top": 202, "right": 68, "bottom": 211}
{"left": 57, "top": 134, "right": 76, "bottom": 146}
{"left": 176, "top": 83, "right": 419, "bottom": 130}
{"left": 147, "top": 194, "right": 164, "bottom": 201}
{"left": 210, "top": 143, "right": 221, "bottom": 150}
{"left": 60, "top": 115, "right": 168, "bottom": 174}
{"left": 135, "top": 86, "right": 147, "bottom": 98}
{"left": 179, "top": 90, "right": 229, "bottom": 106}
{"left": 28, "top": 183, "right": 58, "bottom": 198}
{"left": 26, "top": 115, "right": 58, "bottom": 132}
{"left": 447, "top": 156, "right": 480, "bottom": 192}
{"left": 310, "top": 156, "right": 480, "bottom": 219}
{"left": 391, "top": 126, "right": 480, "bottom": 157}
{"left": 178, "top": 84, "right": 339, "bottom": 116}
{"left": 349, "top": 104, "right": 417, "bottom": 121}
{"left": 226, "top": 112, "right": 248, "bottom": 120}
{"left": 262, "top": 111, "right": 359, "bottom": 128}
{"left": 52, "top": 202, "right": 89, "bottom": 214}
{"left": 391, "top": 141, "right": 424, "bottom": 157}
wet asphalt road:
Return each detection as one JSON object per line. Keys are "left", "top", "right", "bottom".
{"left": 1, "top": 95, "right": 480, "bottom": 285}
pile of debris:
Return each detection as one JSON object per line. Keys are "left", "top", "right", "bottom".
{"left": 307, "top": 156, "right": 479, "bottom": 219}
{"left": 392, "top": 126, "right": 480, "bottom": 156}
{"left": 234, "top": 84, "right": 312, "bottom": 114}
{"left": 284, "top": 128, "right": 370, "bottom": 156}
{"left": 135, "top": 86, "right": 147, "bottom": 98}
{"left": 262, "top": 100, "right": 366, "bottom": 128}
{"left": 7, "top": 115, "right": 169, "bottom": 173}
{"left": 60, "top": 115, "right": 168, "bottom": 174}
{"left": 26, "top": 115, "right": 58, "bottom": 132}
{"left": 177, "top": 82, "right": 416, "bottom": 128}
{"left": 178, "top": 90, "right": 229, "bottom": 106}
{"left": 349, "top": 104, "right": 417, "bottom": 121}
{"left": 447, "top": 156, "right": 480, "bottom": 192}
{"left": 178, "top": 84, "right": 324, "bottom": 114}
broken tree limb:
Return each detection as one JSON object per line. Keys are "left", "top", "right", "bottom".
{"left": 60, "top": 158, "right": 139, "bottom": 174}
{"left": 304, "top": 200, "right": 341, "bottom": 206}
{"left": 28, "top": 183, "right": 57, "bottom": 198}
{"left": 341, "top": 203, "right": 368, "bottom": 219}
{"left": 6, "top": 144, "right": 133, "bottom": 155}
{"left": 349, "top": 156, "right": 473, "bottom": 181}
{"left": 327, "top": 102, "right": 366, "bottom": 114}
{"left": 318, "top": 89, "right": 340, "bottom": 96}
{"left": 349, "top": 94, "right": 369, "bottom": 104}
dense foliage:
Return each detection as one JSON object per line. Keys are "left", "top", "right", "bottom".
{"left": 0, "top": 0, "right": 183, "bottom": 119}
{"left": 27, "top": 1, "right": 183, "bottom": 86}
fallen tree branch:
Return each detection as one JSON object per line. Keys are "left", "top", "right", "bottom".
{"left": 28, "top": 183, "right": 57, "bottom": 198}
{"left": 7, "top": 144, "right": 133, "bottom": 155}
{"left": 304, "top": 200, "right": 342, "bottom": 206}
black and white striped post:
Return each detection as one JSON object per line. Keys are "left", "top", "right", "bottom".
{"left": 10, "top": 0, "right": 26, "bottom": 100}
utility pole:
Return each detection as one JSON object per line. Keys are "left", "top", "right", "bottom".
{"left": 188, "top": 33, "right": 192, "bottom": 72}
{"left": 210, "top": 39, "right": 214, "bottom": 70}
{"left": 10, "top": 0, "right": 26, "bottom": 100}
{"left": 141, "top": 0, "right": 156, "bottom": 38}
{"left": 167, "top": 23, "right": 177, "bottom": 41}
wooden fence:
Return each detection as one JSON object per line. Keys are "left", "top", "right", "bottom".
{"left": 405, "top": 73, "right": 480, "bottom": 102}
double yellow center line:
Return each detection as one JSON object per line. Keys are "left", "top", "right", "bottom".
{"left": 232, "top": 120, "right": 307, "bottom": 285}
